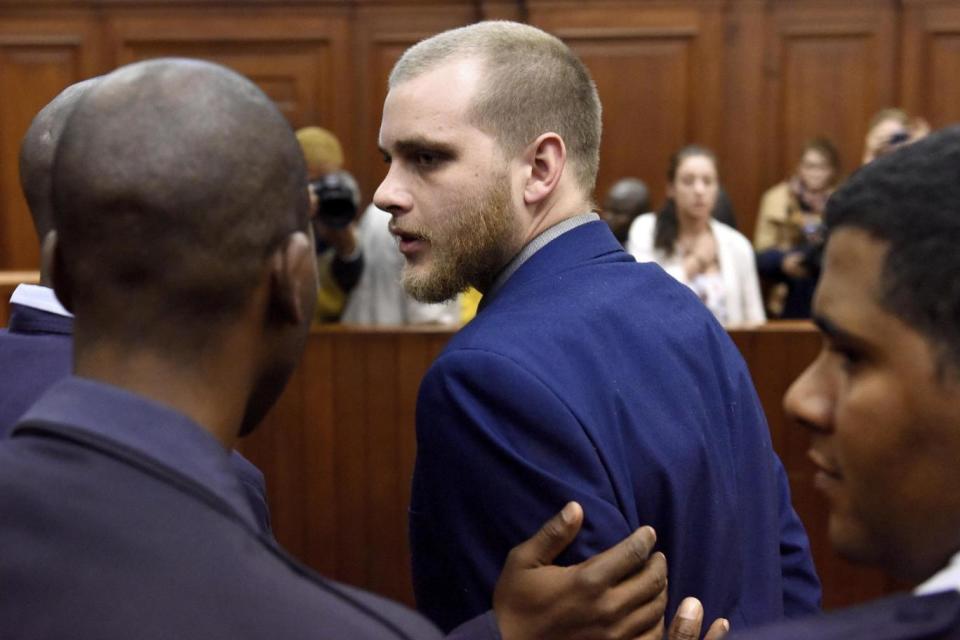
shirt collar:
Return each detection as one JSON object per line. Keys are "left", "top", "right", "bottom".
{"left": 485, "top": 212, "right": 599, "bottom": 301}
{"left": 9, "top": 283, "right": 73, "bottom": 317}
{"left": 16, "top": 376, "right": 259, "bottom": 530}
{"left": 916, "top": 550, "right": 960, "bottom": 595}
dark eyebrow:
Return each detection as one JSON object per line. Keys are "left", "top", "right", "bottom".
{"left": 812, "top": 313, "right": 869, "bottom": 349}
{"left": 392, "top": 137, "right": 457, "bottom": 158}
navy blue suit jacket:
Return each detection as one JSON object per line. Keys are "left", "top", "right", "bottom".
{"left": 0, "top": 303, "right": 72, "bottom": 434}
{"left": 728, "top": 590, "right": 960, "bottom": 639}
{"left": 0, "top": 303, "right": 498, "bottom": 639}
{"left": 411, "top": 221, "right": 821, "bottom": 632}
{"left": 0, "top": 378, "right": 449, "bottom": 640}
{"left": 0, "top": 301, "right": 273, "bottom": 532}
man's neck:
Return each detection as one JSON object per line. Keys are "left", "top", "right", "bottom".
{"left": 73, "top": 335, "right": 256, "bottom": 451}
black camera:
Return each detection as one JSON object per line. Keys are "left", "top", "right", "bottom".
{"left": 309, "top": 170, "right": 360, "bottom": 229}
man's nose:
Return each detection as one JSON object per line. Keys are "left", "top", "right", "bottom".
{"left": 374, "top": 165, "right": 412, "bottom": 215}
{"left": 783, "top": 354, "right": 834, "bottom": 434}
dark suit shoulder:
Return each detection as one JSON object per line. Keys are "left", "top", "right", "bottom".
{"left": 0, "top": 433, "right": 441, "bottom": 639}
{"left": 730, "top": 591, "right": 960, "bottom": 640}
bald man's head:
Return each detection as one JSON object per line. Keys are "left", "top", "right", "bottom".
{"left": 51, "top": 58, "right": 310, "bottom": 352}
{"left": 19, "top": 77, "right": 100, "bottom": 242}
{"left": 601, "top": 178, "right": 649, "bottom": 244}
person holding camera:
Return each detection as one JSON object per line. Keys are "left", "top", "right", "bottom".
{"left": 753, "top": 138, "right": 839, "bottom": 319}
{"left": 295, "top": 126, "right": 364, "bottom": 322}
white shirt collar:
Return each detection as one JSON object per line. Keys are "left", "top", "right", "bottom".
{"left": 9, "top": 283, "right": 73, "bottom": 318}
{"left": 915, "top": 550, "right": 960, "bottom": 595}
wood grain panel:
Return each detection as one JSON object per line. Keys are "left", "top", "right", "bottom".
{"left": 240, "top": 326, "right": 451, "bottom": 606}
{"left": 902, "top": 1, "right": 960, "bottom": 128}
{"left": 0, "top": 17, "right": 99, "bottom": 270}
{"left": 762, "top": 2, "right": 897, "bottom": 200}
{"left": 528, "top": 1, "right": 725, "bottom": 211}
{"left": 105, "top": 8, "right": 352, "bottom": 149}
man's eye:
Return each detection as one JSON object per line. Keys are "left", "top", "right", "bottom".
{"left": 381, "top": 152, "right": 392, "bottom": 165}
{"left": 415, "top": 152, "right": 440, "bottom": 167}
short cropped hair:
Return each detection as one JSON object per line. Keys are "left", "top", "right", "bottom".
{"left": 390, "top": 21, "right": 602, "bottom": 196}
{"left": 52, "top": 59, "right": 309, "bottom": 353}
{"left": 825, "top": 125, "right": 960, "bottom": 376}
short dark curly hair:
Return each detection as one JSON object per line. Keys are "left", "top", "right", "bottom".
{"left": 825, "top": 125, "right": 960, "bottom": 376}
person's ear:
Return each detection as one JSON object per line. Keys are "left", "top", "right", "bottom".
{"left": 522, "top": 132, "right": 566, "bottom": 206}
{"left": 268, "top": 231, "right": 315, "bottom": 325}
{"left": 43, "top": 230, "right": 74, "bottom": 313}
{"left": 666, "top": 183, "right": 676, "bottom": 200}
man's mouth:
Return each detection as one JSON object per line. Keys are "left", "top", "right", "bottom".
{"left": 808, "top": 449, "right": 843, "bottom": 491}
{"left": 389, "top": 224, "right": 428, "bottom": 256}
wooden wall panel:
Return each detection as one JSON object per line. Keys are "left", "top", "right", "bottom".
{"left": 104, "top": 8, "right": 353, "bottom": 137}
{"left": 761, "top": 2, "right": 897, "bottom": 212}
{"left": 528, "top": 1, "right": 725, "bottom": 211}
{"left": 719, "top": 0, "right": 767, "bottom": 233}
{"left": 0, "top": 16, "right": 99, "bottom": 271}
{"left": 239, "top": 328, "right": 452, "bottom": 606}
{"left": 901, "top": 1, "right": 960, "bottom": 128}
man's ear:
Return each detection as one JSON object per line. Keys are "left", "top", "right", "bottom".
{"left": 522, "top": 132, "right": 566, "bottom": 206}
{"left": 268, "top": 231, "right": 315, "bottom": 325}
{"left": 43, "top": 230, "right": 74, "bottom": 312}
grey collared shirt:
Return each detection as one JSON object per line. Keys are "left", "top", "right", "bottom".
{"left": 485, "top": 211, "right": 599, "bottom": 302}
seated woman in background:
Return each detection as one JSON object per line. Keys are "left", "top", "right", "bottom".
{"left": 753, "top": 138, "right": 839, "bottom": 318}
{"left": 626, "top": 145, "right": 765, "bottom": 327}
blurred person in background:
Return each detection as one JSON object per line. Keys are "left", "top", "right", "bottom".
{"left": 601, "top": 177, "right": 649, "bottom": 246}
{"left": 753, "top": 138, "right": 840, "bottom": 318}
{"left": 862, "top": 108, "right": 929, "bottom": 165}
{"left": 295, "top": 126, "right": 364, "bottom": 322}
{"left": 627, "top": 145, "right": 765, "bottom": 327}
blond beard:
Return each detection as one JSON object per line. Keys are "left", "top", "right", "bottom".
{"left": 402, "top": 175, "right": 515, "bottom": 303}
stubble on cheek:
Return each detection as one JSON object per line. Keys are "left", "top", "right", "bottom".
{"left": 401, "top": 176, "right": 515, "bottom": 303}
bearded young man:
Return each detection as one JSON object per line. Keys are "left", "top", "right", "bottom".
{"left": 374, "top": 20, "right": 820, "bottom": 634}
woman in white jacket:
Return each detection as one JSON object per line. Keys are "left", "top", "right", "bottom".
{"left": 626, "top": 145, "right": 765, "bottom": 327}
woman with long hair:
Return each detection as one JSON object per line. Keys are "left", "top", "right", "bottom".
{"left": 753, "top": 137, "right": 839, "bottom": 318}
{"left": 626, "top": 145, "right": 765, "bottom": 327}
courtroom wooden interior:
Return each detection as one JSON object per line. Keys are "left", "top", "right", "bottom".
{"left": 1, "top": 0, "right": 946, "bottom": 619}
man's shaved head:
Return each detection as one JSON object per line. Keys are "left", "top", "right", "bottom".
{"left": 51, "top": 58, "right": 309, "bottom": 353}
{"left": 19, "top": 77, "right": 100, "bottom": 241}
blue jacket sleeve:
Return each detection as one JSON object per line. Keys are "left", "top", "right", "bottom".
{"left": 775, "top": 456, "right": 822, "bottom": 616}
{"left": 410, "top": 348, "right": 632, "bottom": 632}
